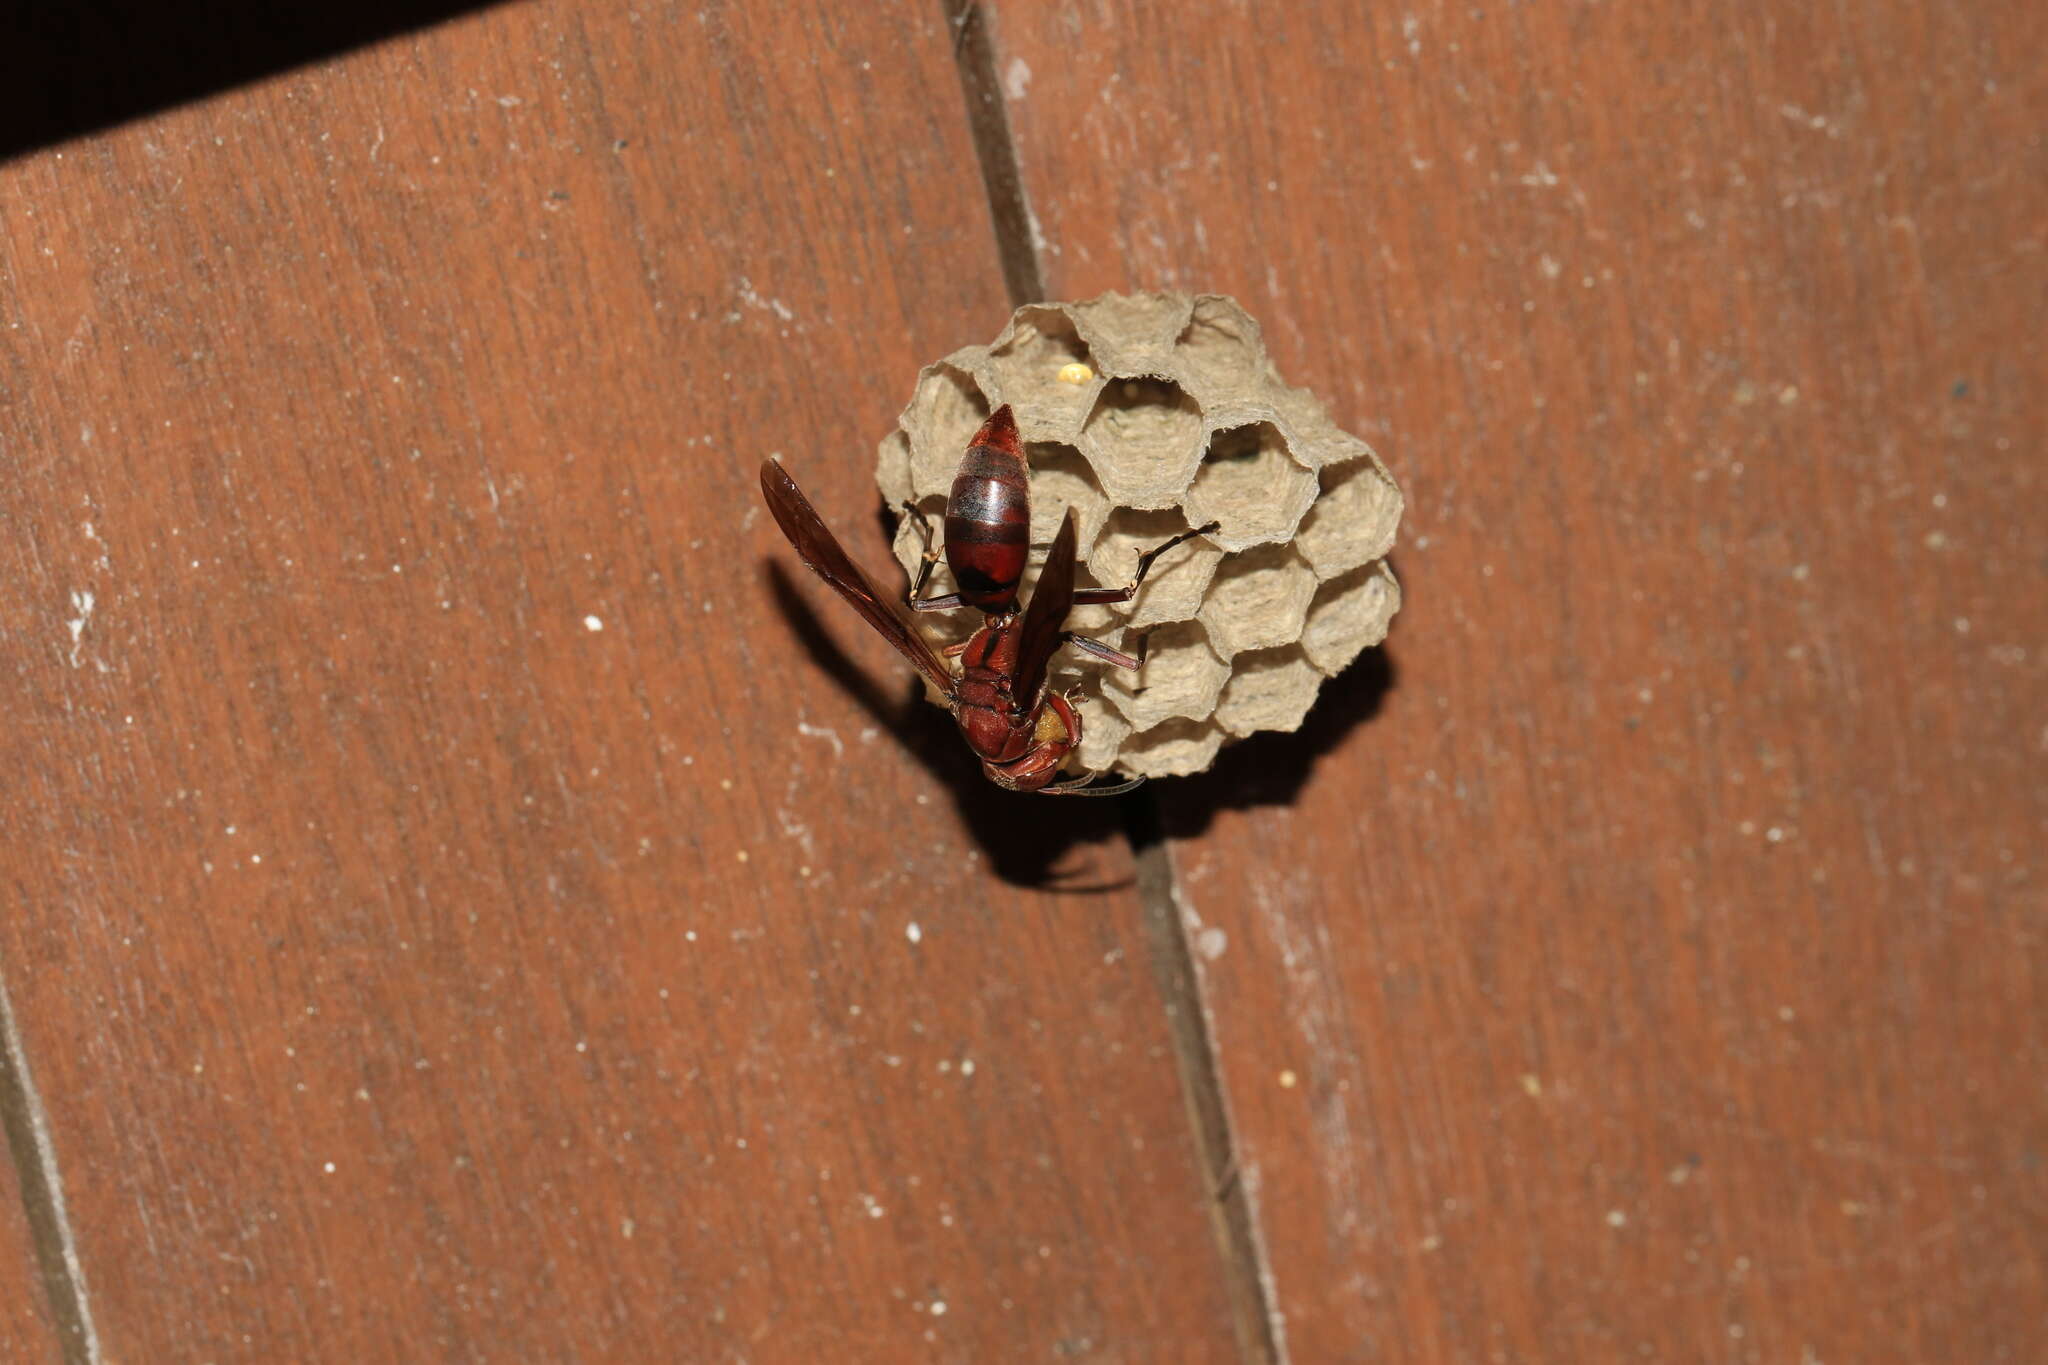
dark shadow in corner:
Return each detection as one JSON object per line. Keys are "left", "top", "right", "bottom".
{"left": 1141, "top": 642, "right": 1401, "bottom": 847}
{"left": 1, "top": 2, "right": 506, "bottom": 164}
{"left": 767, "top": 561, "right": 1133, "bottom": 892}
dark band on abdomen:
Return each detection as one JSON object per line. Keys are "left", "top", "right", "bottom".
{"left": 945, "top": 443, "right": 1031, "bottom": 607}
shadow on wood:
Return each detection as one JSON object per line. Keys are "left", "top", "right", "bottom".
{"left": 1149, "top": 643, "right": 1400, "bottom": 843}
{"left": 0, "top": 0, "right": 505, "bottom": 162}
{"left": 766, "top": 561, "right": 1132, "bottom": 890}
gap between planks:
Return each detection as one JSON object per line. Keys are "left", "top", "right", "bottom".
{"left": 941, "top": 3, "right": 1283, "bottom": 1360}
{"left": 0, "top": 952, "right": 102, "bottom": 1364}
{"left": 1127, "top": 809, "right": 1287, "bottom": 1365}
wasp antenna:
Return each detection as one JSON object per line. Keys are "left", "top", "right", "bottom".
{"left": 1041, "top": 773, "right": 1147, "bottom": 797}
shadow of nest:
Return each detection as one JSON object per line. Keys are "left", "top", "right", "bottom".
{"left": 765, "top": 557, "right": 1401, "bottom": 888}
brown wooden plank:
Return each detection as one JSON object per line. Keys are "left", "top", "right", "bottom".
{"left": 991, "top": 1, "right": 2047, "bottom": 1360}
{"left": 0, "top": 5, "right": 1242, "bottom": 1359}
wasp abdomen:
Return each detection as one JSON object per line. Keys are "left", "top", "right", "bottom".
{"left": 944, "top": 406, "right": 1030, "bottom": 612}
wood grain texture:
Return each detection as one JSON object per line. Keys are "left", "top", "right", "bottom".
{"left": 0, "top": 4, "right": 1242, "bottom": 1359}
{"left": 990, "top": 1, "right": 2046, "bottom": 1360}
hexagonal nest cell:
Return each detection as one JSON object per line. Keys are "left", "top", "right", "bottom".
{"left": 1082, "top": 376, "right": 1207, "bottom": 507}
{"left": 875, "top": 290, "right": 1403, "bottom": 781}
{"left": 1184, "top": 421, "right": 1318, "bottom": 550}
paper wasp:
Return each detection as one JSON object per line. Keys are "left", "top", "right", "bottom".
{"left": 760, "top": 406, "right": 1211, "bottom": 794}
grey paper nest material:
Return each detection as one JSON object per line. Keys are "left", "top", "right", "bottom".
{"left": 875, "top": 291, "right": 1402, "bottom": 780}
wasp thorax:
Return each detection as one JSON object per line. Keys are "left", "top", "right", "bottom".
{"left": 877, "top": 291, "right": 1403, "bottom": 781}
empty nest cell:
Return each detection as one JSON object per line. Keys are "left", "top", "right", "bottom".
{"left": 1215, "top": 645, "right": 1323, "bottom": 737}
{"left": 900, "top": 363, "right": 990, "bottom": 498}
{"left": 1300, "top": 560, "right": 1400, "bottom": 676}
{"left": 1198, "top": 542, "right": 1319, "bottom": 659}
{"left": 1081, "top": 376, "right": 1205, "bottom": 506}
{"left": 1025, "top": 441, "right": 1110, "bottom": 555}
{"left": 1294, "top": 453, "right": 1402, "bottom": 577}
{"left": 1182, "top": 421, "right": 1318, "bottom": 548}
{"left": 1119, "top": 716, "right": 1225, "bottom": 779}
{"left": 1099, "top": 618, "right": 1230, "bottom": 733}
{"left": 1175, "top": 294, "right": 1269, "bottom": 392}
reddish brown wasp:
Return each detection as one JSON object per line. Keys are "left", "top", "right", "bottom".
{"left": 759, "top": 405, "right": 1212, "bottom": 795}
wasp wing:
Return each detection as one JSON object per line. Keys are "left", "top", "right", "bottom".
{"left": 1012, "top": 507, "right": 1079, "bottom": 710}
{"left": 759, "top": 459, "right": 955, "bottom": 698}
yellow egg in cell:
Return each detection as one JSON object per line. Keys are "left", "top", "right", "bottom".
{"left": 1056, "top": 361, "right": 1094, "bottom": 386}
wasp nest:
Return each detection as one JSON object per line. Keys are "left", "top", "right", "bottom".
{"left": 875, "top": 291, "right": 1402, "bottom": 780}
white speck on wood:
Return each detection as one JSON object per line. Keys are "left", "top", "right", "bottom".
{"left": 81, "top": 519, "right": 112, "bottom": 572}
{"left": 775, "top": 809, "right": 815, "bottom": 861}
{"left": 796, "top": 721, "right": 844, "bottom": 758}
{"left": 65, "top": 588, "right": 95, "bottom": 667}
{"left": 1003, "top": 56, "right": 1032, "bottom": 100}
{"left": 735, "top": 275, "right": 795, "bottom": 321}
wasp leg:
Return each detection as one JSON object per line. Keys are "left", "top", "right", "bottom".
{"left": 1069, "top": 521, "right": 1221, "bottom": 606}
{"left": 1063, "top": 631, "right": 1141, "bottom": 672}
{"left": 899, "top": 499, "right": 965, "bottom": 612}
{"left": 1041, "top": 772, "right": 1147, "bottom": 797}
{"left": 1126, "top": 629, "right": 1155, "bottom": 691}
